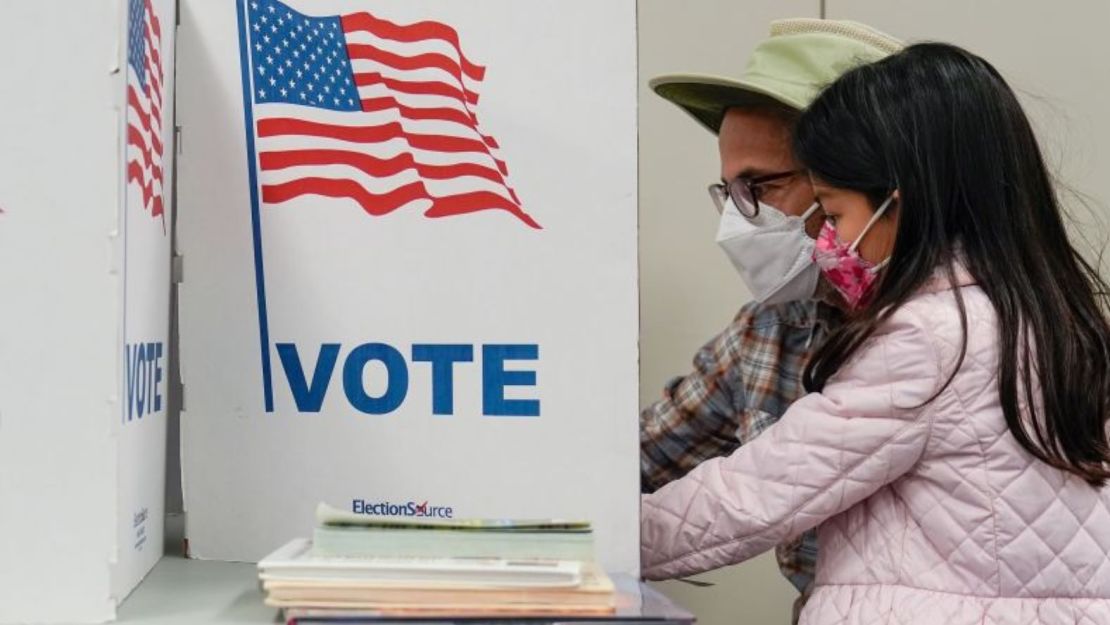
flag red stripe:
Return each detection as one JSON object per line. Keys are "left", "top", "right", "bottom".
{"left": 143, "top": 17, "right": 163, "bottom": 82}
{"left": 340, "top": 13, "right": 485, "bottom": 82}
{"left": 411, "top": 134, "right": 505, "bottom": 166}
{"left": 127, "top": 125, "right": 164, "bottom": 185}
{"left": 361, "top": 95, "right": 474, "bottom": 126}
{"left": 425, "top": 191, "right": 541, "bottom": 230}
{"left": 127, "top": 159, "right": 165, "bottom": 217}
{"left": 127, "top": 86, "right": 164, "bottom": 157}
{"left": 127, "top": 85, "right": 151, "bottom": 129}
{"left": 358, "top": 94, "right": 505, "bottom": 192}
{"left": 256, "top": 118, "right": 508, "bottom": 175}
{"left": 127, "top": 125, "right": 151, "bottom": 164}
{"left": 360, "top": 97, "right": 497, "bottom": 149}
{"left": 149, "top": 3, "right": 161, "bottom": 39}
{"left": 150, "top": 102, "right": 163, "bottom": 149}
{"left": 261, "top": 177, "right": 538, "bottom": 229}
{"left": 127, "top": 161, "right": 148, "bottom": 194}
{"left": 259, "top": 117, "right": 397, "bottom": 142}
{"left": 259, "top": 149, "right": 506, "bottom": 185}
{"left": 262, "top": 178, "right": 429, "bottom": 216}
{"left": 346, "top": 43, "right": 478, "bottom": 94}
{"left": 146, "top": 72, "right": 163, "bottom": 153}
{"left": 354, "top": 72, "right": 478, "bottom": 106}
{"left": 127, "top": 161, "right": 151, "bottom": 206}
{"left": 141, "top": 22, "right": 163, "bottom": 116}
{"left": 143, "top": 0, "right": 163, "bottom": 77}
{"left": 144, "top": 51, "right": 163, "bottom": 111}
{"left": 149, "top": 37, "right": 163, "bottom": 89}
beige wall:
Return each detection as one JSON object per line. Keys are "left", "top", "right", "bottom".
{"left": 637, "top": 1, "right": 1110, "bottom": 624}
{"left": 637, "top": 1, "right": 818, "bottom": 623}
{"left": 824, "top": 0, "right": 1110, "bottom": 267}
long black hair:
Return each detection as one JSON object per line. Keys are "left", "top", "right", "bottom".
{"left": 794, "top": 43, "right": 1110, "bottom": 486}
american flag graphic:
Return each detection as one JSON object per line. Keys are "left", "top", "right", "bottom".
{"left": 126, "top": 0, "right": 166, "bottom": 229}
{"left": 240, "top": 0, "right": 540, "bottom": 229}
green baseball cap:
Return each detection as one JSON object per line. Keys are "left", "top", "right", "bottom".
{"left": 651, "top": 18, "right": 904, "bottom": 134}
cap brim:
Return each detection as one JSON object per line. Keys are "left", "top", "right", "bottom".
{"left": 649, "top": 73, "right": 805, "bottom": 135}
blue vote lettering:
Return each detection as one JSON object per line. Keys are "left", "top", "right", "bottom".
{"left": 275, "top": 342, "right": 539, "bottom": 417}
{"left": 125, "top": 341, "right": 164, "bottom": 422}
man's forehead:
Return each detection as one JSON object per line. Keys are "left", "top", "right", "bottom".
{"left": 718, "top": 107, "right": 799, "bottom": 177}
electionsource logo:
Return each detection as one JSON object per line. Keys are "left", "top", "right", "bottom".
{"left": 353, "top": 498, "right": 454, "bottom": 519}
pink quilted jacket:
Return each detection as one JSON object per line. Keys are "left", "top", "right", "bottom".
{"left": 641, "top": 270, "right": 1110, "bottom": 624}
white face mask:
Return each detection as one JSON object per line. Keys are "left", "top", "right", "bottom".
{"left": 715, "top": 195, "right": 821, "bottom": 305}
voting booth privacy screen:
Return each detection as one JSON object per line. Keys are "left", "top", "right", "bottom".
{"left": 177, "top": 0, "right": 640, "bottom": 573}
{"left": 0, "top": 0, "right": 176, "bottom": 622}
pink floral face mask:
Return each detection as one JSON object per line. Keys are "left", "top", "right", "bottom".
{"left": 812, "top": 194, "right": 896, "bottom": 310}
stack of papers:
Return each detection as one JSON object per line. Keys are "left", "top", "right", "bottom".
{"left": 256, "top": 504, "right": 616, "bottom": 619}
{"left": 313, "top": 504, "right": 597, "bottom": 562}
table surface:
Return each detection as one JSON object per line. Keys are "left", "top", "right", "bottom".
{"left": 115, "top": 515, "right": 694, "bottom": 625}
{"left": 116, "top": 554, "right": 278, "bottom": 624}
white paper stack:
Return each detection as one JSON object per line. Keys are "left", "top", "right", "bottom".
{"left": 256, "top": 504, "right": 617, "bottom": 618}
{"left": 258, "top": 538, "right": 616, "bottom": 617}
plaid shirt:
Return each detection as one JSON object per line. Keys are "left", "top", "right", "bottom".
{"left": 640, "top": 298, "right": 840, "bottom": 620}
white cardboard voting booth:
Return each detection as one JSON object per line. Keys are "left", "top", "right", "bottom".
{"left": 0, "top": 0, "right": 176, "bottom": 622}
{"left": 176, "top": 0, "right": 640, "bottom": 573}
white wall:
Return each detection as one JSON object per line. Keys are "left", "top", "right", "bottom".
{"left": 637, "top": 1, "right": 1110, "bottom": 624}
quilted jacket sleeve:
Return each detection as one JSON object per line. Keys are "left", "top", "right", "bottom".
{"left": 640, "top": 308, "right": 942, "bottom": 580}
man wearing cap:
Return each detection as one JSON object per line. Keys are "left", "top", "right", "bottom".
{"left": 639, "top": 19, "right": 902, "bottom": 622}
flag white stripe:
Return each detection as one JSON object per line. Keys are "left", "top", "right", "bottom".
{"left": 347, "top": 59, "right": 476, "bottom": 98}
{"left": 256, "top": 103, "right": 495, "bottom": 142}
{"left": 351, "top": 83, "right": 481, "bottom": 117}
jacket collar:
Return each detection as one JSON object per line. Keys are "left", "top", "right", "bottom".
{"left": 918, "top": 261, "right": 977, "bottom": 295}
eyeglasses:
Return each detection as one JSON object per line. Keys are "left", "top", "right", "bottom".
{"left": 708, "top": 170, "right": 801, "bottom": 218}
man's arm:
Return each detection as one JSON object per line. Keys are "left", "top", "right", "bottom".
{"left": 641, "top": 301, "right": 810, "bottom": 493}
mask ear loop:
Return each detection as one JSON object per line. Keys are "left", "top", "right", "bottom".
{"left": 800, "top": 202, "right": 821, "bottom": 221}
{"left": 870, "top": 257, "right": 892, "bottom": 273}
{"left": 848, "top": 194, "right": 896, "bottom": 253}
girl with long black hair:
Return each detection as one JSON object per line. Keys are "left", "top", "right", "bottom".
{"left": 641, "top": 43, "right": 1110, "bottom": 624}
